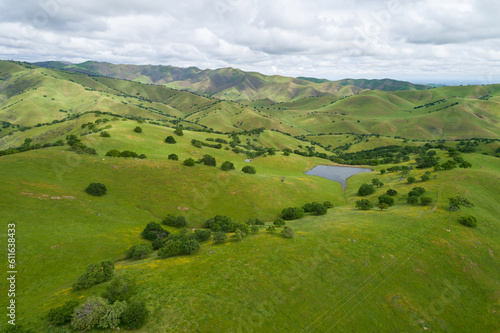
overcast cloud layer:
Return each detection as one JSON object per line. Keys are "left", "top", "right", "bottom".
{"left": 1, "top": 0, "right": 499, "bottom": 83}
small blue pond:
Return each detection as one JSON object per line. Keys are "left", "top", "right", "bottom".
{"left": 305, "top": 165, "right": 373, "bottom": 190}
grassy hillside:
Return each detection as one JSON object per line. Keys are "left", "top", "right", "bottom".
{"left": 3, "top": 61, "right": 499, "bottom": 140}
{"left": 38, "top": 61, "right": 425, "bottom": 103}
{"left": 1, "top": 134, "right": 499, "bottom": 332}
{"left": 256, "top": 89, "right": 500, "bottom": 139}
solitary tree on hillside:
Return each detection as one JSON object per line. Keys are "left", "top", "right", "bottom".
{"left": 355, "top": 199, "right": 373, "bottom": 210}
{"left": 174, "top": 126, "right": 183, "bottom": 136}
{"left": 165, "top": 136, "right": 176, "bottom": 144}
{"left": 357, "top": 183, "right": 375, "bottom": 196}
{"left": 85, "top": 183, "right": 107, "bottom": 196}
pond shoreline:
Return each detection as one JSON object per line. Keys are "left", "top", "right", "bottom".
{"left": 305, "top": 164, "right": 373, "bottom": 190}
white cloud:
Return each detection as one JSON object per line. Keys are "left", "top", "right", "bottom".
{"left": 0, "top": 0, "right": 499, "bottom": 82}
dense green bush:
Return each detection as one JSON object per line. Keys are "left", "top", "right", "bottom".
{"left": 47, "top": 300, "right": 79, "bottom": 325}
{"left": 323, "top": 201, "right": 334, "bottom": 208}
{"left": 85, "top": 182, "right": 107, "bottom": 196}
{"left": 355, "top": 199, "right": 373, "bottom": 210}
{"left": 247, "top": 217, "right": 265, "bottom": 225}
{"left": 105, "top": 149, "right": 121, "bottom": 157}
{"left": 102, "top": 276, "right": 137, "bottom": 303}
{"left": 73, "top": 261, "right": 114, "bottom": 291}
{"left": 133, "top": 126, "right": 142, "bottom": 133}
{"left": 157, "top": 234, "right": 201, "bottom": 258}
{"left": 407, "top": 196, "right": 419, "bottom": 204}
{"left": 221, "top": 161, "right": 235, "bottom": 171}
{"left": 100, "top": 131, "right": 110, "bottom": 137}
{"left": 242, "top": 165, "right": 256, "bottom": 174}
{"left": 199, "top": 154, "right": 216, "bottom": 166}
{"left": 168, "top": 153, "right": 179, "bottom": 161}
{"left": 266, "top": 225, "right": 276, "bottom": 233}
{"left": 204, "top": 215, "right": 236, "bottom": 232}
{"left": 407, "top": 176, "right": 416, "bottom": 184}
{"left": 71, "top": 297, "right": 108, "bottom": 330}
{"left": 273, "top": 218, "right": 286, "bottom": 227}
{"left": 174, "top": 126, "right": 183, "bottom": 136}
{"left": 158, "top": 240, "right": 183, "bottom": 258}
{"left": 312, "top": 202, "right": 328, "bottom": 215}
{"left": 302, "top": 202, "right": 315, "bottom": 213}
{"left": 120, "top": 150, "right": 138, "bottom": 158}
{"left": 448, "top": 196, "right": 474, "bottom": 210}
{"left": 163, "top": 214, "right": 187, "bottom": 228}
{"left": 141, "top": 222, "right": 169, "bottom": 241}
{"left": 408, "top": 190, "right": 420, "bottom": 197}
{"left": 194, "top": 229, "right": 211, "bottom": 242}
{"left": 122, "top": 301, "right": 149, "bottom": 329}
{"left": 458, "top": 215, "right": 477, "bottom": 227}
{"left": 282, "top": 207, "right": 305, "bottom": 220}
{"left": 165, "top": 136, "right": 176, "bottom": 144}
{"left": 412, "top": 187, "right": 426, "bottom": 195}
{"left": 183, "top": 158, "right": 196, "bottom": 166}
{"left": 250, "top": 224, "right": 259, "bottom": 234}
{"left": 126, "top": 244, "right": 153, "bottom": 260}
{"left": 182, "top": 239, "right": 201, "bottom": 254}
{"left": 281, "top": 226, "right": 295, "bottom": 238}
{"left": 358, "top": 183, "right": 375, "bottom": 196}
{"left": 213, "top": 231, "right": 227, "bottom": 243}
{"left": 98, "top": 301, "right": 127, "bottom": 329}
{"left": 386, "top": 189, "right": 398, "bottom": 196}
{"left": 378, "top": 195, "right": 395, "bottom": 206}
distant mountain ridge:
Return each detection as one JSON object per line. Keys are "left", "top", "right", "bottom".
{"left": 34, "top": 61, "right": 429, "bottom": 102}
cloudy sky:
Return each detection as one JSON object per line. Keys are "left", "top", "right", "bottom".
{"left": 1, "top": 0, "right": 499, "bottom": 84}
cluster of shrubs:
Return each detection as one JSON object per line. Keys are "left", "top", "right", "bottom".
{"left": 141, "top": 222, "right": 170, "bottom": 241}
{"left": 406, "top": 187, "right": 432, "bottom": 205}
{"left": 49, "top": 275, "right": 148, "bottom": 330}
{"left": 458, "top": 215, "right": 477, "bottom": 228}
{"left": 204, "top": 215, "right": 250, "bottom": 233}
{"left": 73, "top": 261, "right": 115, "bottom": 291}
{"left": 157, "top": 233, "right": 202, "bottom": 258}
{"left": 67, "top": 134, "right": 97, "bottom": 155}
{"left": 206, "top": 137, "right": 228, "bottom": 144}
{"left": 0, "top": 138, "right": 65, "bottom": 157}
{"left": 191, "top": 139, "right": 222, "bottom": 149}
{"left": 129, "top": 218, "right": 210, "bottom": 260}
{"left": 163, "top": 214, "right": 187, "bottom": 228}
{"left": 434, "top": 157, "right": 472, "bottom": 171}
{"left": 105, "top": 149, "right": 147, "bottom": 159}
{"left": 281, "top": 201, "right": 333, "bottom": 220}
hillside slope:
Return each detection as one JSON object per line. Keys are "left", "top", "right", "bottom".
{"left": 35, "top": 61, "right": 429, "bottom": 102}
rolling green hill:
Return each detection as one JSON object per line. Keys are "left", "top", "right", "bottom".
{"left": 3, "top": 60, "right": 499, "bottom": 140}
{"left": 36, "top": 61, "right": 429, "bottom": 103}
{"left": 1, "top": 114, "right": 499, "bottom": 332}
